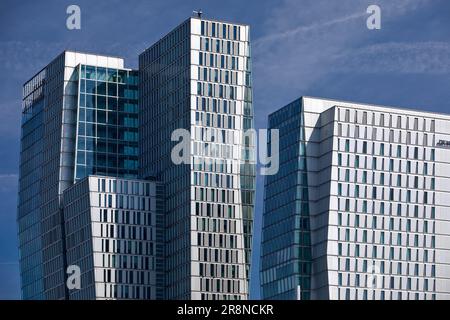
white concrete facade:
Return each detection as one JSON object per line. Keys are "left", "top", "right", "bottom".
{"left": 63, "top": 175, "right": 164, "bottom": 299}
{"left": 302, "top": 96, "right": 450, "bottom": 299}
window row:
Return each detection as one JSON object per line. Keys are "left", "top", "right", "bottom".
{"left": 338, "top": 139, "right": 435, "bottom": 161}
{"left": 200, "top": 20, "right": 242, "bottom": 41}
{"left": 337, "top": 108, "right": 436, "bottom": 132}
{"left": 337, "top": 212, "right": 435, "bottom": 232}
{"left": 337, "top": 228, "right": 436, "bottom": 248}
{"left": 199, "top": 37, "right": 243, "bottom": 56}
{"left": 337, "top": 242, "right": 435, "bottom": 263}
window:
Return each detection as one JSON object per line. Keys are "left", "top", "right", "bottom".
{"left": 201, "top": 21, "right": 205, "bottom": 35}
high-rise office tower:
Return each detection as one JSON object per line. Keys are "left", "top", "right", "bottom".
{"left": 19, "top": 16, "right": 255, "bottom": 301}
{"left": 261, "top": 96, "right": 450, "bottom": 300}
{"left": 18, "top": 51, "right": 152, "bottom": 299}
{"left": 139, "top": 17, "right": 255, "bottom": 299}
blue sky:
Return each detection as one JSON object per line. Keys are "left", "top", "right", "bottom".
{"left": 1, "top": 0, "right": 450, "bottom": 299}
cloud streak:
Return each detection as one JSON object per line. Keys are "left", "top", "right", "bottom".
{"left": 333, "top": 42, "right": 450, "bottom": 74}
{"left": 251, "top": 0, "right": 440, "bottom": 120}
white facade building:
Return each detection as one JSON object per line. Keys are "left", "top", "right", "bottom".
{"left": 139, "top": 17, "right": 255, "bottom": 300}
{"left": 261, "top": 96, "right": 450, "bottom": 300}
{"left": 63, "top": 176, "right": 164, "bottom": 299}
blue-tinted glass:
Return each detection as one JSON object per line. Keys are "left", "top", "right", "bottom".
{"left": 77, "top": 151, "right": 85, "bottom": 164}
{"left": 108, "top": 143, "right": 117, "bottom": 153}
{"left": 97, "top": 67, "right": 106, "bottom": 81}
{"left": 86, "top": 123, "right": 95, "bottom": 136}
{"left": 78, "top": 107, "right": 85, "bottom": 122}
{"left": 108, "top": 156, "right": 117, "bottom": 168}
{"left": 86, "top": 152, "right": 94, "bottom": 166}
{"left": 75, "top": 65, "right": 139, "bottom": 180}
{"left": 97, "top": 110, "right": 106, "bottom": 123}
{"left": 108, "top": 97, "right": 118, "bottom": 111}
{"left": 86, "top": 138, "right": 95, "bottom": 150}
{"left": 97, "top": 125, "right": 107, "bottom": 138}
{"left": 97, "top": 141, "right": 107, "bottom": 152}
{"left": 78, "top": 122, "right": 85, "bottom": 135}
{"left": 107, "top": 68, "right": 117, "bottom": 82}
{"left": 118, "top": 84, "right": 125, "bottom": 97}
{"left": 97, "top": 81, "right": 106, "bottom": 95}
{"left": 97, "top": 154, "right": 107, "bottom": 167}
{"left": 108, "top": 127, "right": 117, "bottom": 139}
{"left": 86, "top": 94, "right": 95, "bottom": 108}
{"left": 108, "top": 83, "right": 117, "bottom": 96}
{"left": 85, "top": 66, "right": 96, "bottom": 79}
{"left": 79, "top": 93, "right": 86, "bottom": 107}
{"left": 86, "top": 108, "right": 95, "bottom": 122}
{"left": 80, "top": 65, "right": 86, "bottom": 78}
{"left": 97, "top": 96, "right": 106, "bottom": 109}
{"left": 86, "top": 80, "right": 96, "bottom": 94}
{"left": 80, "top": 79, "right": 86, "bottom": 93}
{"left": 109, "top": 112, "right": 117, "bottom": 125}
{"left": 78, "top": 137, "right": 85, "bottom": 150}
{"left": 117, "top": 70, "right": 126, "bottom": 83}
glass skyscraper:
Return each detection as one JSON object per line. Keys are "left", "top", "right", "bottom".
{"left": 139, "top": 17, "right": 255, "bottom": 299}
{"left": 261, "top": 96, "right": 450, "bottom": 300}
{"left": 18, "top": 16, "right": 254, "bottom": 300}
{"left": 18, "top": 51, "right": 145, "bottom": 299}
{"left": 260, "top": 99, "right": 313, "bottom": 300}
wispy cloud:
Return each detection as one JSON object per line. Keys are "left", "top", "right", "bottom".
{"left": 333, "top": 41, "right": 450, "bottom": 74}
{"left": 251, "top": 0, "right": 438, "bottom": 120}
{"left": 253, "top": 11, "right": 365, "bottom": 50}
{"left": 0, "top": 174, "right": 18, "bottom": 192}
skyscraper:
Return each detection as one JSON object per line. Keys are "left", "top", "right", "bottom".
{"left": 261, "top": 96, "right": 450, "bottom": 300}
{"left": 139, "top": 17, "right": 255, "bottom": 299}
{"left": 18, "top": 16, "right": 255, "bottom": 300}
{"left": 18, "top": 51, "right": 145, "bottom": 299}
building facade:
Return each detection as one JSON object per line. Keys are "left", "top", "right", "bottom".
{"left": 18, "top": 51, "right": 143, "bottom": 299}
{"left": 63, "top": 176, "right": 164, "bottom": 299}
{"left": 261, "top": 96, "right": 450, "bottom": 300}
{"left": 139, "top": 17, "right": 255, "bottom": 299}
{"left": 18, "top": 16, "right": 255, "bottom": 301}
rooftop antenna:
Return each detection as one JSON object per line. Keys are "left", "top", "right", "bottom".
{"left": 193, "top": 9, "right": 203, "bottom": 18}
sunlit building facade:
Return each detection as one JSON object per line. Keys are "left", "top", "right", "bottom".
{"left": 18, "top": 51, "right": 145, "bottom": 299}
{"left": 261, "top": 96, "right": 450, "bottom": 300}
{"left": 63, "top": 176, "right": 164, "bottom": 299}
{"left": 19, "top": 16, "right": 255, "bottom": 301}
{"left": 139, "top": 17, "right": 255, "bottom": 300}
